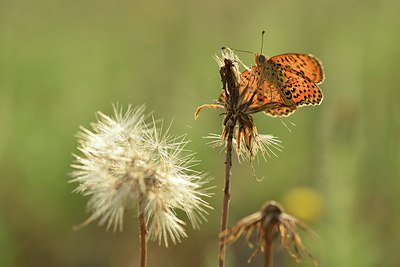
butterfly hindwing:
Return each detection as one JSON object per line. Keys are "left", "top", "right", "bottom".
{"left": 263, "top": 104, "right": 297, "bottom": 117}
{"left": 279, "top": 68, "right": 323, "bottom": 106}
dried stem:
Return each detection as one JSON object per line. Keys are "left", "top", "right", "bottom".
{"left": 138, "top": 198, "right": 147, "bottom": 267}
{"left": 263, "top": 226, "right": 274, "bottom": 267}
{"left": 218, "top": 122, "right": 234, "bottom": 267}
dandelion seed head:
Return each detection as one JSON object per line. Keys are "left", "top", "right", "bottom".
{"left": 70, "top": 105, "right": 211, "bottom": 246}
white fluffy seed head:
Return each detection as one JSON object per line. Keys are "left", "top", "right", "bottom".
{"left": 70, "top": 105, "right": 211, "bottom": 246}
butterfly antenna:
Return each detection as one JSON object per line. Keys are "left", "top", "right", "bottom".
{"left": 260, "top": 30, "right": 266, "bottom": 53}
{"left": 222, "top": 47, "right": 254, "bottom": 55}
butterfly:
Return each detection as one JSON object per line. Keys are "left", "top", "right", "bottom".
{"left": 238, "top": 51, "right": 325, "bottom": 117}
{"left": 195, "top": 46, "right": 324, "bottom": 156}
{"left": 196, "top": 51, "right": 283, "bottom": 157}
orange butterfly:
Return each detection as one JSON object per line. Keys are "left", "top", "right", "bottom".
{"left": 195, "top": 44, "right": 324, "bottom": 155}
{"left": 216, "top": 50, "right": 324, "bottom": 117}
{"left": 241, "top": 51, "right": 325, "bottom": 117}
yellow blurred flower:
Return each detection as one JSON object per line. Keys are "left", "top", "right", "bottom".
{"left": 283, "top": 187, "right": 324, "bottom": 222}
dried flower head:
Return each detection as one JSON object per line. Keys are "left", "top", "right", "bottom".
{"left": 70, "top": 105, "right": 211, "bottom": 246}
{"left": 222, "top": 200, "right": 318, "bottom": 265}
{"left": 195, "top": 48, "right": 282, "bottom": 161}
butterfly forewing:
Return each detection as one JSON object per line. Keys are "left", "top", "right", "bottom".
{"left": 241, "top": 69, "right": 281, "bottom": 105}
{"left": 268, "top": 53, "right": 324, "bottom": 84}
{"left": 240, "top": 68, "right": 298, "bottom": 117}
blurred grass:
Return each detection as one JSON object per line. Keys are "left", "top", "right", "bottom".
{"left": 0, "top": 0, "right": 399, "bottom": 266}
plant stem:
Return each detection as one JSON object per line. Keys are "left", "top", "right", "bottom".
{"left": 138, "top": 198, "right": 147, "bottom": 267}
{"left": 218, "top": 122, "right": 234, "bottom": 267}
{"left": 263, "top": 226, "right": 274, "bottom": 267}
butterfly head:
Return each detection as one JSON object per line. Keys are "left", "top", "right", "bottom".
{"left": 255, "top": 53, "right": 267, "bottom": 67}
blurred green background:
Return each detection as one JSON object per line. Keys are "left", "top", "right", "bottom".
{"left": 0, "top": 0, "right": 399, "bottom": 266}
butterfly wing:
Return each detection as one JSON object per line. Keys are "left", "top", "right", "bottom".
{"left": 269, "top": 53, "right": 324, "bottom": 84}
{"left": 263, "top": 103, "right": 297, "bottom": 117}
{"left": 240, "top": 67, "right": 297, "bottom": 117}
{"left": 280, "top": 70, "right": 323, "bottom": 106}
{"left": 266, "top": 54, "right": 324, "bottom": 107}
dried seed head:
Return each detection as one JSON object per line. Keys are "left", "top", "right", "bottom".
{"left": 222, "top": 200, "right": 318, "bottom": 266}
